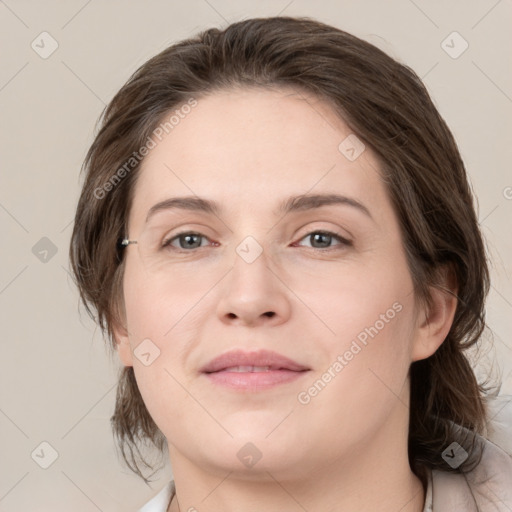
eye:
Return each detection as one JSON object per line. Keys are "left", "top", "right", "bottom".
{"left": 160, "top": 229, "right": 352, "bottom": 252}
{"left": 294, "top": 230, "right": 352, "bottom": 250}
{"left": 162, "top": 231, "right": 215, "bottom": 250}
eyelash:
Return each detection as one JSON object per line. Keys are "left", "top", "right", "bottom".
{"left": 161, "top": 230, "right": 353, "bottom": 252}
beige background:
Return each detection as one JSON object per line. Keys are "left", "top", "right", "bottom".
{"left": 1, "top": 0, "right": 511, "bottom": 510}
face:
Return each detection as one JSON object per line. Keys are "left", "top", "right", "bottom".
{"left": 115, "top": 87, "right": 440, "bottom": 481}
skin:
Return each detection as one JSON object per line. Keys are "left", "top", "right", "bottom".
{"left": 114, "top": 87, "right": 457, "bottom": 512}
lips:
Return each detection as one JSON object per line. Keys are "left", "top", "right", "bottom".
{"left": 200, "top": 349, "right": 310, "bottom": 374}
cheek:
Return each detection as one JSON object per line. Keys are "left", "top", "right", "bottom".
{"left": 289, "top": 257, "right": 414, "bottom": 347}
{"left": 122, "top": 258, "right": 200, "bottom": 342}
{"left": 120, "top": 263, "right": 208, "bottom": 418}
{"left": 302, "top": 254, "right": 416, "bottom": 405}
{"left": 297, "top": 300, "right": 415, "bottom": 443}
{"left": 121, "top": 280, "right": 196, "bottom": 435}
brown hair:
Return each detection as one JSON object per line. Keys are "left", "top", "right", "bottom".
{"left": 69, "top": 16, "right": 494, "bottom": 486}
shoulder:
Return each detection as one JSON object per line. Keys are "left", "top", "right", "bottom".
{"left": 431, "top": 435, "right": 512, "bottom": 511}
{"left": 137, "top": 480, "right": 175, "bottom": 512}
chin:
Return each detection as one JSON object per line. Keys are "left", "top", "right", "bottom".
{"left": 211, "top": 433, "right": 303, "bottom": 469}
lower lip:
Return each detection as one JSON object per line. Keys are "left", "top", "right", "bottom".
{"left": 203, "top": 369, "right": 309, "bottom": 391}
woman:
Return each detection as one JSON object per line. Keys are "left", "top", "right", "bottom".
{"left": 69, "top": 16, "right": 512, "bottom": 512}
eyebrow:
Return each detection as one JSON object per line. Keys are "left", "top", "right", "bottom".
{"left": 145, "top": 193, "right": 373, "bottom": 223}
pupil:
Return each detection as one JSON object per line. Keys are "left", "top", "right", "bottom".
{"left": 182, "top": 234, "right": 200, "bottom": 248}
{"left": 312, "top": 233, "right": 330, "bottom": 248}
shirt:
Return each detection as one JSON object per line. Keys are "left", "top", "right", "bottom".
{"left": 137, "top": 435, "right": 512, "bottom": 511}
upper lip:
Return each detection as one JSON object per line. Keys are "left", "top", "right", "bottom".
{"left": 200, "top": 349, "right": 310, "bottom": 373}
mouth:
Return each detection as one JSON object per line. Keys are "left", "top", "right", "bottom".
{"left": 211, "top": 365, "right": 292, "bottom": 372}
{"left": 200, "top": 348, "right": 310, "bottom": 373}
{"left": 200, "top": 349, "right": 310, "bottom": 391}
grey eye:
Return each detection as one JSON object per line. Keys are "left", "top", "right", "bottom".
{"left": 296, "top": 231, "right": 351, "bottom": 249}
{"left": 164, "top": 232, "right": 209, "bottom": 250}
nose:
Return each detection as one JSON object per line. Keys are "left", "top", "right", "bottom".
{"left": 216, "top": 243, "right": 291, "bottom": 328}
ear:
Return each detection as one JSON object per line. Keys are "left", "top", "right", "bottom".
{"left": 411, "top": 265, "right": 458, "bottom": 362}
{"left": 114, "top": 321, "right": 134, "bottom": 367}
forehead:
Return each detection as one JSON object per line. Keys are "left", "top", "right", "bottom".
{"left": 128, "top": 87, "right": 389, "bottom": 227}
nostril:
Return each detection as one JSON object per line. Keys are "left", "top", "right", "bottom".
{"left": 264, "top": 311, "right": 276, "bottom": 318}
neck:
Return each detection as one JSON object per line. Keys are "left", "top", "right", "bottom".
{"left": 167, "top": 410, "right": 425, "bottom": 512}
